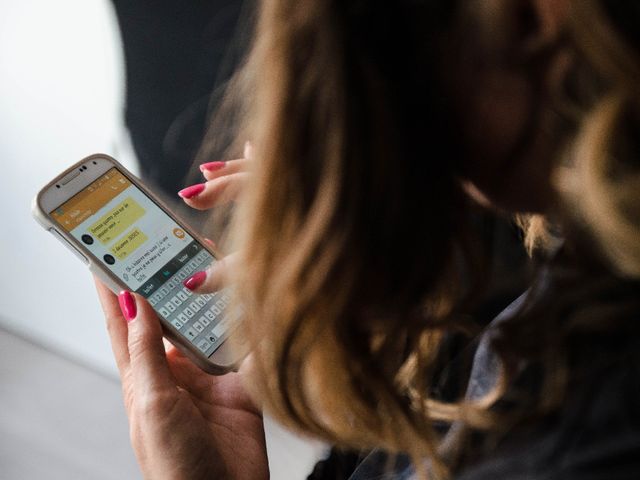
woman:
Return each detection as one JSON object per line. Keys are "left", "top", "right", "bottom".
{"left": 96, "top": 0, "right": 640, "bottom": 478}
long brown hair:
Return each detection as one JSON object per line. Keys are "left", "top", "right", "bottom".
{"left": 210, "top": 0, "right": 640, "bottom": 477}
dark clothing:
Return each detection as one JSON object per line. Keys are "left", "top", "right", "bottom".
{"left": 311, "top": 265, "right": 640, "bottom": 479}
{"left": 110, "top": 0, "right": 246, "bottom": 198}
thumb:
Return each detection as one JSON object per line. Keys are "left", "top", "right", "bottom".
{"left": 118, "top": 291, "right": 175, "bottom": 393}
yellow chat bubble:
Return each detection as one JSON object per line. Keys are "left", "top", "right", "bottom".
{"left": 110, "top": 227, "right": 148, "bottom": 260}
{"left": 89, "top": 197, "right": 145, "bottom": 245}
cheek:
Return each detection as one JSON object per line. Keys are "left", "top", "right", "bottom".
{"left": 461, "top": 69, "right": 532, "bottom": 174}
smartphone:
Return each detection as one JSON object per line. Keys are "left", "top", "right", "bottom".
{"left": 32, "top": 153, "right": 241, "bottom": 375}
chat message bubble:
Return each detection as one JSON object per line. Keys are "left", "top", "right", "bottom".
{"left": 89, "top": 197, "right": 145, "bottom": 244}
{"left": 125, "top": 235, "right": 174, "bottom": 283}
{"left": 110, "top": 227, "right": 149, "bottom": 260}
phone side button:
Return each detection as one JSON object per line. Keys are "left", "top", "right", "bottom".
{"left": 50, "top": 229, "right": 90, "bottom": 265}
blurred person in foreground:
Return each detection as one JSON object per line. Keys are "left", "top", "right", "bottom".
{"left": 95, "top": 0, "right": 640, "bottom": 478}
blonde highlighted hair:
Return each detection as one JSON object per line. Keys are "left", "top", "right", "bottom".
{"left": 210, "top": 0, "right": 640, "bottom": 477}
{"left": 553, "top": 2, "right": 640, "bottom": 277}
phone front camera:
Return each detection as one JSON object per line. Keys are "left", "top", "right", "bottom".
{"left": 81, "top": 234, "right": 94, "bottom": 245}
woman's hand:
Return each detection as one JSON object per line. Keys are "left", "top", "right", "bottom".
{"left": 178, "top": 143, "right": 252, "bottom": 293}
{"left": 96, "top": 143, "right": 265, "bottom": 479}
{"left": 96, "top": 282, "right": 268, "bottom": 480}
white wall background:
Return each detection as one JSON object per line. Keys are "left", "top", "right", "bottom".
{"left": 0, "top": 0, "right": 132, "bottom": 374}
{"left": 0, "top": 1, "right": 324, "bottom": 477}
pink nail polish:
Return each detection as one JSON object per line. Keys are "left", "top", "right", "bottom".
{"left": 118, "top": 291, "right": 137, "bottom": 322}
{"left": 199, "top": 161, "right": 225, "bottom": 172}
{"left": 178, "top": 183, "right": 205, "bottom": 199}
{"left": 184, "top": 271, "right": 206, "bottom": 291}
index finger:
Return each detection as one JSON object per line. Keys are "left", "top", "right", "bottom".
{"left": 180, "top": 172, "right": 249, "bottom": 210}
{"left": 183, "top": 252, "right": 238, "bottom": 294}
{"left": 200, "top": 158, "right": 250, "bottom": 182}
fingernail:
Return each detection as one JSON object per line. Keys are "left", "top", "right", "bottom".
{"left": 178, "top": 183, "right": 206, "bottom": 199}
{"left": 184, "top": 271, "right": 207, "bottom": 290}
{"left": 204, "top": 238, "right": 215, "bottom": 247}
{"left": 199, "top": 161, "right": 226, "bottom": 173}
{"left": 118, "top": 291, "right": 137, "bottom": 323}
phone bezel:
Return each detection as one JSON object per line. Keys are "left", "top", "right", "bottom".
{"left": 33, "top": 153, "right": 241, "bottom": 375}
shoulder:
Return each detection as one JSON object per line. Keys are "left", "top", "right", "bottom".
{"left": 457, "top": 344, "right": 640, "bottom": 480}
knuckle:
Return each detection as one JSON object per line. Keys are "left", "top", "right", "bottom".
{"left": 127, "top": 329, "right": 151, "bottom": 358}
{"left": 134, "top": 390, "right": 176, "bottom": 417}
{"left": 122, "top": 382, "right": 136, "bottom": 412}
{"left": 203, "top": 268, "right": 224, "bottom": 292}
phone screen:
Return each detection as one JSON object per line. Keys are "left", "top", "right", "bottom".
{"left": 50, "top": 167, "right": 231, "bottom": 357}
